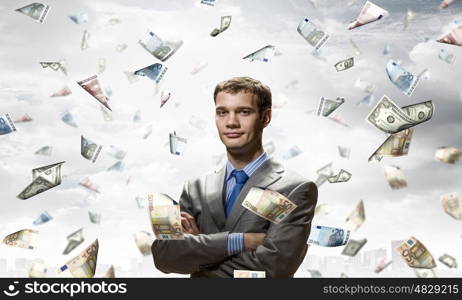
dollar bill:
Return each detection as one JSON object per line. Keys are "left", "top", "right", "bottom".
{"left": 81, "top": 136, "right": 102, "bottom": 163}
{"left": 297, "top": 17, "right": 329, "bottom": 51}
{"left": 314, "top": 203, "right": 330, "bottom": 216}
{"left": 33, "top": 211, "right": 52, "bottom": 225}
{"left": 374, "top": 258, "right": 392, "bottom": 273}
{"left": 366, "top": 95, "right": 434, "bottom": 134}
{"left": 341, "top": 238, "right": 367, "bottom": 256}
{"left": 148, "top": 193, "right": 183, "bottom": 240}
{"left": 58, "top": 239, "right": 98, "bottom": 278}
{"left": 103, "top": 265, "right": 115, "bottom": 278}
{"left": 81, "top": 29, "right": 90, "bottom": 50}
{"left": 440, "top": 192, "right": 462, "bottom": 220}
{"left": 138, "top": 31, "right": 183, "bottom": 61}
{"left": 242, "top": 187, "right": 297, "bottom": 224}
{"left": 438, "top": 49, "right": 456, "bottom": 64}
{"left": 211, "top": 16, "right": 231, "bottom": 37}
{"left": 0, "top": 114, "right": 17, "bottom": 135}
{"left": 414, "top": 268, "right": 437, "bottom": 278}
{"left": 397, "top": 237, "right": 436, "bottom": 269}
{"left": 438, "top": 254, "right": 457, "bottom": 268}
{"left": 40, "top": 60, "right": 67, "bottom": 75}
{"left": 160, "top": 90, "right": 171, "bottom": 108}
{"left": 384, "top": 165, "right": 407, "bottom": 190}
{"left": 403, "top": 9, "right": 414, "bottom": 31}
{"left": 79, "top": 177, "right": 100, "bottom": 193}
{"left": 282, "top": 145, "right": 302, "bottom": 160}
{"left": 308, "top": 225, "right": 350, "bottom": 247}
{"left": 243, "top": 45, "right": 276, "bottom": 62}
{"left": 106, "top": 145, "right": 126, "bottom": 160}
{"left": 317, "top": 97, "right": 344, "bottom": 117}
{"left": 107, "top": 161, "right": 124, "bottom": 172}
{"left": 201, "top": 0, "right": 216, "bottom": 6}
{"left": 29, "top": 261, "right": 47, "bottom": 278}
{"left": 2, "top": 229, "right": 39, "bottom": 250}
{"left": 327, "top": 169, "right": 352, "bottom": 183}
{"left": 440, "top": 0, "right": 454, "bottom": 8}
{"left": 17, "top": 161, "right": 65, "bottom": 200}
{"left": 347, "top": 1, "right": 389, "bottom": 30}
{"left": 88, "top": 211, "right": 101, "bottom": 224}
{"left": 437, "top": 23, "right": 462, "bottom": 46}
{"left": 69, "top": 12, "right": 88, "bottom": 24}
{"left": 315, "top": 162, "right": 334, "bottom": 187}
{"left": 307, "top": 270, "right": 322, "bottom": 278}
{"left": 16, "top": 3, "right": 50, "bottom": 24}
{"left": 63, "top": 228, "right": 84, "bottom": 255}
{"left": 368, "top": 128, "right": 414, "bottom": 162}
{"left": 134, "top": 63, "right": 168, "bottom": 84}
{"left": 169, "top": 131, "right": 187, "bottom": 155}
{"left": 51, "top": 86, "right": 72, "bottom": 97}
{"left": 77, "top": 75, "right": 111, "bottom": 111}
{"left": 386, "top": 60, "right": 425, "bottom": 96}
{"left": 346, "top": 199, "right": 365, "bottom": 232}
{"left": 134, "top": 231, "right": 154, "bottom": 256}
{"left": 335, "top": 58, "right": 354, "bottom": 72}
{"left": 434, "top": 146, "right": 462, "bottom": 164}
{"left": 338, "top": 146, "right": 351, "bottom": 159}
{"left": 61, "top": 111, "right": 78, "bottom": 128}
{"left": 233, "top": 270, "right": 266, "bottom": 278}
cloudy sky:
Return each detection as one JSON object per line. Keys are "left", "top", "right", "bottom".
{"left": 0, "top": 0, "right": 461, "bottom": 277}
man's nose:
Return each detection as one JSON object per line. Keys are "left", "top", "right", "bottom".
{"left": 226, "top": 112, "right": 239, "bottom": 127}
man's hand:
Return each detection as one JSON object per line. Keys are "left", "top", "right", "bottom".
{"left": 244, "top": 233, "right": 266, "bottom": 251}
{"left": 180, "top": 212, "right": 200, "bottom": 235}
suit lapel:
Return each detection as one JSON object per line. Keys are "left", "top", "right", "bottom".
{"left": 205, "top": 165, "right": 227, "bottom": 230}
{"left": 225, "top": 158, "right": 284, "bottom": 231}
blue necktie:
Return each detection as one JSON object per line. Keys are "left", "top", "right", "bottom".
{"left": 225, "top": 170, "right": 249, "bottom": 217}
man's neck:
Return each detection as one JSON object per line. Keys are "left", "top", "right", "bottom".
{"left": 227, "top": 147, "right": 264, "bottom": 169}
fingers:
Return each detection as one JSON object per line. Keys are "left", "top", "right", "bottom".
{"left": 183, "top": 213, "right": 200, "bottom": 234}
{"left": 181, "top": 216, "right": 192, "bottom": 233}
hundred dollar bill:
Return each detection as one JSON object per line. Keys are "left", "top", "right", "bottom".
{"left": 368, "top": 128, "right": 414, "bottom": 162}
{"left": 63, "top": 228, "right": 84, "bottom": 255}
{"left": 438, "top": 49, "right": 456, "bottom": 64}
{"left": 341, "top": 238, "right": 367, "bottom": 256}
{"left": 58, "top": 239, "right": 98, "bottom": 278}
{"left": 440, "top": 192, "right": 462, "bottom": 220}
{"left": 77, "top": 75, "right": 111, "bottom": 111}
{"left": 211, "top": 16, "right": 231, "bottom": 37}
{"left": 0, "top": 114, "right": 17, "bottom": 135}
{"left": 242, "top": 187, "right": 297, "bottom": 224}
{"left": 317, "top": 97, "right": 344, "bottom": 117}
{"left": 308, "top": 225, "right": 350, "bottom": 247}
{"left": 414, "top": 268, "right": 436, "bottom": 278}
{"left": 384, "top": 165, "right": 407, "bottom": 190}
{"left": 438, "top": 254, "right": 457, "bottom": 268}
{"left": 103, "top": 265, "right": 115, "bottom": 278}
{"left": 297, "top": 17, "right": 329, "bottom": 51}
{"left": 148, "top": 193, "right": 183, "bottom": 240}
{"left": 437, "top": 23, "right": 462, "bottom": 46}
{"left": 51, "top": 86, "right": 72, "bottom": 97}
{"left": 233, "top": 270, "right": 266, "bottom": 278}
{"left": 327, "top": 169, "right": 352, "bottom": 183}
{"left": 16, "top": 3, "right": 50, "bottom": 24}
{"left": 338, "top": 146, "right": 351, "bottom": 159}
{"left": 29, "top": 261, "right": 47, "bottom": 278}
{"left": 139, "top": 31, "right": 183, "bottom": 61}
{"left": 79, "top": 177, "right": 100, "bottom": 193}
{"left": 169, "top": 131, "right": 187, "bottom": 155}
{"left": 243, "top": 45, "right": 276, "bottom": 62}
{"left": 374, "top": 258, "right": 392, "bottom": 273}
{"left": 33, "top": 211, "right": 52, "bottom": 225}
{"left": 69, "top": 12, "right": 88, "bottom": 24}
{"left": 366, "top": 95, "right": 434, "bottom": 134}
{"left": 348, "top": 1, "right": 389, "bottom": 30}
{"left": 346, "top": 199, "right": 365, "bottom": 232}
{"left": 315, "top": 162, "right": 334, "bottom": 187}
{"left": 134, "top": 231, "right": 154, "bottom": 255}
{"left": 386, "top": 60, "right": 426, "bottom": 96}
{"left": 40, "top": 60, "right": 67, "bottom": 75}
{"left": 134, "top": 63, "right": 168, "bottom": 84}
{"left": 335, "top": 57, "right": 354, "bottom": 72}
{"left": 81, "top": 29, "right": 90, "bottom": 50}
{"left": 88, "top": 211, "right": 101, "bottom": 224}
{"left": 397, "top": 237, "right": 436, "bottom": 269}
{"left": 307, "top": 270, "right": 322, "bottom": 278}
{"left": 81, "top": 136, "right": 102, "bottom": 163}
{"left": 3, "top": 229, "right": 39, "bottom": 250}
{"left": 403, "top": 9, "right": 414, "bottom": 31}
{"left": 434, "top": 146, "right": 462, "bottom": 164}
{"left": 17, "top": 161, "right": 65, "bottom": 200}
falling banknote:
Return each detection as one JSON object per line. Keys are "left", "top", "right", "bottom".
{"left": 338, "top": 146, "right": 351, "bottom": 159}
{"left": 106, "top": 145, "right": 127, "bottom": 160}
{"left": 103, "top": 265, "right": 115, "bottom": 278}
{"left": 414, "top": 268, "right": 436, "bottom": 278}
{"left": 169, "top": 131, "right": 187, "bottom": 155}
{"left": 50, "top": 86, "right": 72, "bottom": 97}
{"left": 33, "top": 211, "right": 52, "bottom": 225}
{"left": 107, "top": 161, "right": 124, "bottom": 172}
{"left": 386, "top": 60, "right": 426, "bottom": 96}
{"left": 403, "top": 9, "right": 415, "bottom": 31}
{"left": 40, "top": 60, "right": 67, "bottom": 75}
{"left": 438, "top": 49, "right": 456, "bottom": 64}
{"left": 88, "top": 211, "right": 101, "bottom": 224}
{"left": 138, "top": 31, "right": 183, "bottom": 61}
{"left": 69, "top": 12, "right": 88, "bottom": 24}
{"left": 77, "top": 75, "right": 111, "bottom": 111}
{"left": 334, "top": 57, "right": 354, "bottom": 72}
{"left": 315, "top": 162, "right": 334, "bottom": 187}
{"left": 58, "top": 239, "right": 98, "bottom": 278}
{"left": 435, "top": 146, "right": 462, "bottom": 164}
{"left": 148, "top": 193, "right": 183, "bottom": 240}
{"left": 384, "top": 165, "right": 407, "bottom": 190}
{"left": 134, "top": 63, "right": 168, "bottom": 84}
{"left": 15, "top": 2, "right": 50, "bottom": 24}
{"left": 63, "top": 228, "right": 84, "bottom": 255}
{"left": 439, "top": 254, "right": 458, "bottom": 268}
{"left": 134, "top": 231, "right": 154, "bottom": 256}
{"left": 282, "top": 145, "right": 302, "bottom": 160}
{"left": 61, "top": 111, "right": 78, "bottom": 128}
{"left": 347, "top": 1, "right": 389, "bottom": 30}
{"left": 397, "top": 237, "right": 436, "bottom": 269}
{"left": 29, "top": 261, "right": 47, "bottom": 278}
{"left": 210, "top": 16, "right": 231, "bottom": 37}
{"left": 308, "top": 225, "right": 350, "bottom": 247}
{"left": 346, "top": 199, "right": 365, "bottom": 232}
{"left": 243, "top": 45, "right": 276, "bottom": 62}
{"left": 437, "top": 23, "right": 462, "bottom": 46}
{"left": 17, "top": 161, "right": 65, "bottom": 200}
{"left": 327, "top": 169, "right": 352, "bottom": 183}
{"left": 440, "top": 192, "right": 462, "bottom": 220}
{"left": 234, "top": 270, "right": 266, "bottom": 278}
{"left": 366, "top": 95, "right": 434, "bottom": 134}
{"left": 0, "top": 114, "right": 17, "bottom": 135}
{"left": 79, "top": 177, "right": 100, "bottom": 193}
{"left": 160, "top": 90, "right": 171, "bottom": 108}
{"left": 35, "top": 145, "right": 52, "bottom": 156}
{"left": 341, "top": 238, "right": 367, "bottom": 256}
{"left": 297, "top": 17, "right": 329, "bottom": 51}
{"left": 81, "top": 136, "right": 102, "bottom": 163}
{"left": 368, "top": 128, "right": 414, "bottom": 162}
{"left": 374, "top": 258, "right": 392, "bottom": 273}
{"left": 14, "top": 113, "right": 32, "bottom": 123}
{"left": 317, "top": 97, "right": 345, "bottom": 117}
{"left": 201, "top": 0, "right": 216, "bottom": 6}
{"left": 2, "top": 229, "right": 39, "bottom": 250}
{"left": 81, "top": 30, "right": 90, "bottom": 50}
{"left": 242, "top": 187, "right": 297, "bottom": 224}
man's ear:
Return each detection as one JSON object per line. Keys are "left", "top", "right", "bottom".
{"left": 261, "top": 109, "right": 272, "bottom": 128}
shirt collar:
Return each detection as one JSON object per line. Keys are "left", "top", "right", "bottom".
{"left": 225, "top": 152, "right": 268, "bottom": 181}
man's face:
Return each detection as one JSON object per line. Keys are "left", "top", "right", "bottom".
{"left": 215, "top": 91, "right": 270, "bottom": 154}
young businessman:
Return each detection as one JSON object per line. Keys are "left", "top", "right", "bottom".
{"left": 152, "top": 77, "right": 318, "bottom": 278}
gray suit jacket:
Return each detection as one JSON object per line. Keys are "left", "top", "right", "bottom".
{"left": 151, "top": 157, "right": 318, "bottom": 278}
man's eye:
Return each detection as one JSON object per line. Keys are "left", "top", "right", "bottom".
{"left": 240, "top": 110, "right": 251, "bottom": 115}
{"left": 217, "top": 111, "right": 227, "bottom": 116}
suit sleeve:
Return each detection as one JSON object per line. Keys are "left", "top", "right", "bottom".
{"left": 151, "top": 180, "right": 230, "bottom": 274}
{"left": 200, "top": 181, "right": 318, "bottom": 278}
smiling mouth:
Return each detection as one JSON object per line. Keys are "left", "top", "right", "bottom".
{"left": 224, "top": 133, "right": 244, "bottom": 138}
